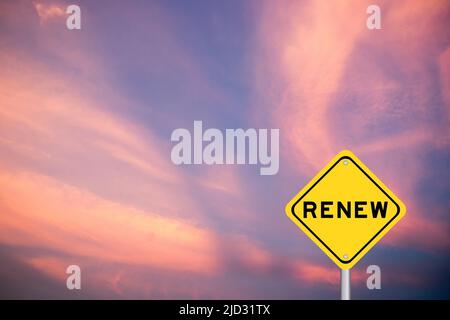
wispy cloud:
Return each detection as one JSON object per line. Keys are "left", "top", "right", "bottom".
{"left": 33, "top": 2, "right": 66, "bottom": 24}
{"left": 254, "top": 0, "right": 450, "bottom": 255}
{"left": 0, "top": 0, "right": 448, "bottom": 298}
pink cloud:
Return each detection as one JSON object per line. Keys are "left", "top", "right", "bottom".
{"left": 356, "top": 128, "right": 442, "bottom": 156}
{"left": 0, "top": 26, "right": 224, "bottom": 282}
{"left": 254, "top": 1, "right": 370, "bottom": 172}
{"left": 253, "top": 0, "right": 450, "bottom": 255}
{"left": 0, "top": 37, "right": 209, "bottom": 218}
{"left": 382, "top": 210, "right": 450, "bottom": 252}
{"left": 439, "top": 46, "right": 450, "bottom": 122}
{"left": 0, "top": 24, "right": 263, "bottom": 294}
{"left": 292, "top": 261, "right": 425, "bottom": 288}
{"left": 255, "top": 0, "right": 450, "bottom": 173}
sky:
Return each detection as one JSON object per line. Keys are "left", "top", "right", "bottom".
{"left": 0, "top": 0, "right": 449, "bottom": 299}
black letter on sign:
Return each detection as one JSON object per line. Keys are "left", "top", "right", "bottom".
{"left": 371, "top": 201, "right": 388, "bottom": 218}
{"left": 321, "top": 201, "right": 333, "bottom": 218}
{"left": 337, "top": 201, "right": 351, "bottom": 218}
{"left": 355, "top": 201, "right": 368, "bottom": 218}
{"left": 303, "top": 202, "right": 317, "bottom": 218}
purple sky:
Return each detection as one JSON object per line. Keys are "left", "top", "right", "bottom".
{"left": 0, "top": 0, "right": 449, "bottom": 299}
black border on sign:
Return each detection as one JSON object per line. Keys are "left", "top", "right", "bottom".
{"left": 291, "top": 156, "right": 401, "bottom": 265}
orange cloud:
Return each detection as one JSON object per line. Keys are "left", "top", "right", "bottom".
{"left": 27, "top": 256, "right": 69, "bottom": 282}
{"left": 34, "top": 2, "right": 66, "bottom": 24}
{"left": 293, "top": 262, "right": 339, "bottom": 285}
{"left": 291, "top": 260, "right": 371, "bottom": 287}
{"left": 0, "top": 170, "right": 218, "bottom": 274}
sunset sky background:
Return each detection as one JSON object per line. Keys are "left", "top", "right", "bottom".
{"left": 0, "top": 0, "right": 449, "bottom": 299}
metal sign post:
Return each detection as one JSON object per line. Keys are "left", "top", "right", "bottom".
{"left": 340, "top": 269, "right": 351, "bottom": 300}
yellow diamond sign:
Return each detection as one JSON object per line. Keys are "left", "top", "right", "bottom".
{"left": 285, "top": 150, "right": 406, "bottom": 269}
